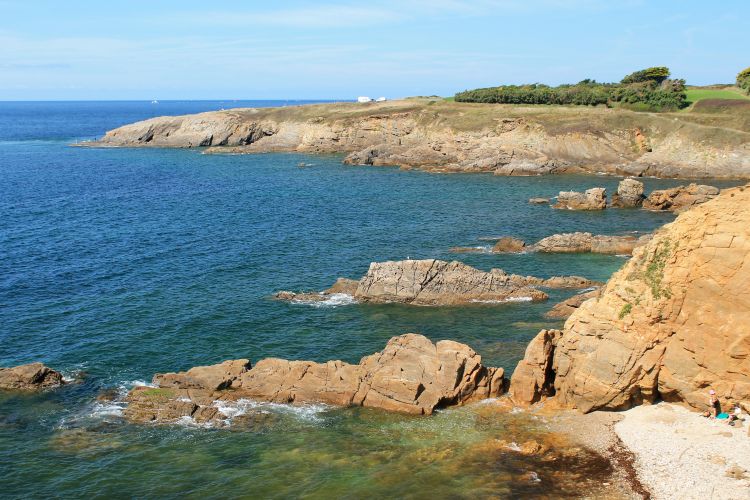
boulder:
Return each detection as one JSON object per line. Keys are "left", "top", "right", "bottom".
{"left": 324, "top": 277, "right": 359, "bottom": 295}
{"left": 511, "top": 184, "right": 750, "bottom": 413}
{"left": 611, "top": 178, "right": 645, "bottom": 208}
{"left": 0, "top": 363, "right": 64, "bottom": 391}
{"left": 491, "top": 237, "right": 527, "bottom": 253}
{"left": 553, "top": 188, "right": 607, "bottom": 210}
{"left": 508, "top": 329, "right": 562, "bottom": 405}
{"left": 124, "top": 333, "right": 506, "bottom": 422}
{"left": 643, "top": 183, "right": 719, "bottom": 212}
{"left": 544, "top": 289, "right": 600, "bottom": 319}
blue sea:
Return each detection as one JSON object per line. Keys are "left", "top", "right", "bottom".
{"left": 0, "top": 100, "right": 741, "bottom": 498}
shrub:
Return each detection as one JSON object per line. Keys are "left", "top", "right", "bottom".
{"left": 737, "top": 67, "right": 750, "bottom": 94}
{"left": 621, "top": 67, "right": 671, "bottom": 85}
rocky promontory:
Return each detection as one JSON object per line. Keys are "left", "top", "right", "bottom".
{"left": 84, "top": 100, "right": 750, "bottom": 179}
{"left": 510, "top": 184, "right": 750, "bottom": 412}
{"left": 124, "top": 333, "right": 505, "bottom": 423}
{"left": 274, "top": 259, "right": 601, "bottom": 306}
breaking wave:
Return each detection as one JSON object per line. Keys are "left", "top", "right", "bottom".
{"left": 291, "top": 293, "right": 357, "bottom": 308}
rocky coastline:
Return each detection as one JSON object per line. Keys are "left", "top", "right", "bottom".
{"left": 82, "top": 100, "right": 750, "bottom": 179}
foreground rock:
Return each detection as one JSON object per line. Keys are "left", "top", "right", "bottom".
{"left": 508, "top": 329, "right": 562, "bottom": 405}
{"left": 511, "top": 184, "right": 750, "bottom": 412}
{"left": 124, "top": 334, "right": 505, "bottom": 423}
{"left": 0, "top": 363, "right": 64, "bottom": 391}
{"left": 643, "top": 183, "right": 719, "bottom": 212}
{"left": 553, "top": 188, "right": 607, "bottom": 210}
{"left": 544, "top": 289, "right": 600, "bottom": 319}
{"left": 611, "top": 178, "right": 645, "bottom": 208}
{"left": 85, "top": 100, "right": 750, "bottom": 179}
{"left": 276, "top": 259, "right": 604, "bottom": 306}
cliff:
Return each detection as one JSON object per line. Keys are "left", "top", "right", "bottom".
{"left": 88, "top": 99, "right": 750, "bottom": 179}
{"left": 510, "top": 184, "right": 750, "bottom": 412}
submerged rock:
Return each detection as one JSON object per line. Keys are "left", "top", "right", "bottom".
{"left": 643, "top": 183, "right": 719, "bottom": 212}
{"left": 511, "top": 184, "right": 750, "bottom": 412}
{"left": 611, "top": 178, "right": 645, "bottom": 208}
{"left": 0, "top": 363, "right": 63, "bottom": 391}
{"left": 553, "top": 188, "right": 607, "bottom": 210}
{"left": 124, "top": 333, "right": 505, "bottom": 422}
{"left": 528, "top": 197, "right": 550, "bottom": 205}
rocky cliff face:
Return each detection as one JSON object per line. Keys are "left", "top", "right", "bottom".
{"left": 124, "top": 333, "right": 505, "bottom": 423}
{"left": 87, "top": 100, "right": 750, "bottom": 179}
{"left": 510, "top": 184, "right": 750, "bottom": 412}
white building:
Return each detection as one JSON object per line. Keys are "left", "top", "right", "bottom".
{"left": 357, "top": 96, "right": 373, "bottom": 103}
{"left": 375, "top": 97, "right": 387, "bottom": 102}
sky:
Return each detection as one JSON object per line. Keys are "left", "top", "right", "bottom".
{"left": 1, "top": 0, "right": 748, "bottom": 100}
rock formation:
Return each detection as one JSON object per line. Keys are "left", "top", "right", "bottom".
{"left": 491, "top": 237, "right": 527, "bottom": 253}
{"left": 84, "top": 100, "right": 750, "bottom": 179}
{"left": 0, "top": 363, "right": 64, "bottom": 390}
{"left": 276, "top": 259, "right": 603, "bottom": 306}
{"left": 531, "top": 232, "right": 651, "bottom": 255}
{"left": 611, "top": 178, "right": 645, "bottom": 208}
{"left": 643, "top": 183, "right": 720, "bottom": 212}
{"left": 508, "top": 329, "right": 562, "bottom": 405}
{"left": 124, "top": 334, "right": 505, "bottom": 423}
{"left": 528, "top": 197, "right": 550, "bottom": 204}
{"left": 511, "top": 184, "right": 750, "bottom": 413}
{"left": 273, "top": 278, "right": 358, "bottom": 303}
{"left": 553, "top": 188, "right": 607, "bottom": 210}
{"left": 544, "top": 289, "right": 601, "bottom": 319}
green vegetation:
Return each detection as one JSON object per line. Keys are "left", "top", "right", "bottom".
{"left": 141, "top": 388, "right": 176, "bottom": 400}
{"left": 685, "top": 87, "right": 750, "bottom": 106}
{"left": 455, "top": 67, "right": 687, "bottom": 111}
{"left": 642, "top": 239, "right": 672, "bottom": 300}
{"left": 618, "top": 302, "right": 632, "bottom": 319}
{"left": 738, "top": 67, "right": 750, "bottom": 94}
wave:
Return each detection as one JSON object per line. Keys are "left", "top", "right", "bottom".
{"left": 470, "top": 296, "right": 534, "bottom": 304}
{"left": 291, "top": 293, "right": 357, "bottom": 308}
{"left": 214, "top": 399, "right": 330, "bottom": 425}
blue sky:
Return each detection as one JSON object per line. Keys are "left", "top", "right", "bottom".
{"left": 1, "top": 0, "right": 748, "bottom": 100}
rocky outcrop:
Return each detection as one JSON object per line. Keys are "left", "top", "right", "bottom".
{"left": 276, "top": 259, "right": 602, "bottom": 307}
{"left": 611, "top": 178, "right": 645, "bottom": 208}
{"left": 643, "top": 183, "right": 720, "bottom": 212}
{"left": 491, "top": 237, "right": 527, "bottom": 253}
{"left": 511, "top": 184, "right": 750, "bottom": 412}
{"left": 553, "top": 188, "right": 607, "bottom": 210}
{"left": 531, "top": 232, "right": 651, "bottom": 255}
{"left": 528, "top": 197, "right": 550, "bottom": 204}
{"left": 0, "top": 363, "right": 64, "bottom": 391}
{"left": 544, "top": 289, "right": 601, "bottom": 319}
{"left": 124, "top": 334, "right": 505, "bottom": 423}
{"left": 273, "top": 278, "right": 358, "bottom": 303}
{"left": 85, "top": 100, "right": 750, "bottom": 179}
{"left": 508, "top": 329, "right": 562, "bottom": 405}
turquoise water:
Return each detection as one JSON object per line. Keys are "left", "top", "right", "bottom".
{"left": 0, "top": 101, "right": 742, "bottom": 498}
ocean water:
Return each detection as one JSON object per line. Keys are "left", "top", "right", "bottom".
{"left": 0, "top": 101, "right": 742, "bottom": 498}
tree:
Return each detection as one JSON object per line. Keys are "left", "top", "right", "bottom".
{"left": 621, "top": 67, "right": 671, "bottom": 85}
{"left": 737, "top": 67, "right": 750, "bottom": 94}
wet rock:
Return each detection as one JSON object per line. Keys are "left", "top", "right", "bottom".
{"left": 545, "top": 289, "right": 600, "bottom": 319}
{"left": 492, "top": 237, "right": 527, "bottom": 253}
{"left": 643, "top": 183, "right": 719, "bottom": 212}
{"left": 124, "top": 334, "right": 506, "bottom": 421}
{"left": 611, "top": 178, "right": 645, "bottom": 208}
{"left": 0, "top": 363, "right": 63, "bottom": 391}
{"left": 528, "top": 197, "right": 550, "bottom": 205}
{"left": 553, "top": 188, "right": 607, "bottom": 210}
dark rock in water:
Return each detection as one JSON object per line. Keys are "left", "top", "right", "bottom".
{"left": 124, "top": 333, "right": 506, "bottom": 423}
{"left": 611, "top": 178, "right": 645, "bottom": 208}
{"left": 0, "top": 363, "right": 63, "bottom": 391}
{"left": 492, "top": 237, "right": 527, "bottom": 253}
{"left": 528, "top": 197, "right": 550, "bottom": 205}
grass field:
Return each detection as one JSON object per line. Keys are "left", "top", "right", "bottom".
{"left": 685, "top": 87, "right": 750, "bottom": 106}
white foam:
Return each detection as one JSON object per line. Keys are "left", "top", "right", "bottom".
{"left": 577, "top": 287, "right": 598, "bottom": 294}
{"left": 291, "top": 293, "right": 357, "bottom": 308}
{"left": 471, "top": 296, "right": 534, "bottom": 304}
{"left": 89, "top": 401, "right": 126, "bottom": 418}
{"left": 213, "top": 398, "right": 330, "bottom": 424}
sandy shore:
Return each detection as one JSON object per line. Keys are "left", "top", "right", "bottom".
{"left": 615, "top": 403, "right": 750, "bottom": 500}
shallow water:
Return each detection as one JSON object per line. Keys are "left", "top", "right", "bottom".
{"left": 0, "top": 101, "right": 742, "bottom": 497}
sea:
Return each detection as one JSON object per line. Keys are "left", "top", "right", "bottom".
{"left": 0, "top": 100, "right": 742, "bottom": 498}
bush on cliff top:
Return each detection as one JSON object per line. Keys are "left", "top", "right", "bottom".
{"left": 738, "top": 67, "right": 750, "bottom": 94}
{"left": 454, "top": 67, "right": 687, "bottom": 111}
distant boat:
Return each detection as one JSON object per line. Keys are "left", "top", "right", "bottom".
{"left": 151, "top": 100, "right": 159, "bottom": 104}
